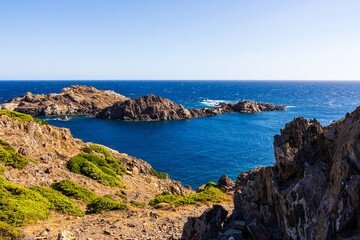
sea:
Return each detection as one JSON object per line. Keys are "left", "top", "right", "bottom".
{"left": 1, "top": 80, "right": 359, "bottom": 189}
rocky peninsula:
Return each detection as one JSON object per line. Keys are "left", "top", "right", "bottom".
{"left": 0, "top": 85, "right": 128, "bottom": 116}
{"left": 97, "top": 94, "right": 286, "bottom": 121}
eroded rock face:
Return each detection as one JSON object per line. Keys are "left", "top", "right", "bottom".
{"left": 232, "top": 107, "right": 360, "bottom": 240}
{"left": 97, "top": 95, "right": 192, "bottom": 121}
{"left": 97, "top": 95, "right": 286, "bottom": 121}
{"left": 0, "top": 85, "right": 128, "bottom": 116}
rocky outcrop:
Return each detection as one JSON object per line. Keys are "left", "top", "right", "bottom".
{"left": 182, "top": 106, "right": 360, "bottom": 240}
{"left": 97, "top": 95, "right": 192, "bottom": 121}
{"left": 97, "top": 95, "right": 286, "bottom": 121}
{"left": 231, "top": 107, "right": 360, "bottom": 240}
{"left": 0, "top": 85, "right": 128, "bottom": 116}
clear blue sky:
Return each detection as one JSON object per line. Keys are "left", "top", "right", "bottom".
{"left": 0, "top": 0, "right": 359, "bottom": 80}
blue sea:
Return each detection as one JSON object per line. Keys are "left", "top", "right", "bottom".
{"left": 1, "top": 81, "right": 360, "bottom": 188}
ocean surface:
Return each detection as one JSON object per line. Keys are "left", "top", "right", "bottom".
{"left": 1, "top": 80, "right": 360, "bottom": 188}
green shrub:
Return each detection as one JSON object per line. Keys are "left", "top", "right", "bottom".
{"left": 88, "top": 145, "right": 126, "bottom": 175}
{"left": 0, "top": 177, "right": 51, "bottom": 227}
{"left": 130, "top": 201, "right": 146, "bottom": 207}
{"left": 149, "top": 186, "right": 231, "bottom": 206}
{"left": 115, "top": 192, "right": 127, "bottom": 202}
{"left": 0, "top": 165, "right": 4, "bottom": 175}
{"left": 0, "top": 140, "right": 31, "bottom": 170}
{"left": 33, "top": 118, "right": 49, "bottom": 125}
{"left": 51, "top": 180, "right": 98, "bottom": 204}
{"left": 0, "top": 221, "right": 23, "bottom": 240}
{"left": 206, "top": 181, "right": 217, "bottom": 187}
{"left": 67, "top": 154, "right": 124, "bottom": 188}
{"left": 86, "top": 195, "right": 127, "bottom": 214}
{"left": 88, "top": 144, "right": 112, "bottom": 159}
{"left": 0, "top": 110, "right": 33, "bottom": 122}
{"left": 30, "top": 186, "right": 84, "bottom": 216}
{"left": 150, "top": 167, "right": 168, "bottom": 180}
{"left": 81, "top": 147, "right": 92, "bottom": 154}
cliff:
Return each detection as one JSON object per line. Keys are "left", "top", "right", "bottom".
{"left": 185, "top": 106, "right": 360, "bottom": 240}
{"left": 97, "top": 94, "right": 286, "bottom": 121}
{"left": 0, "top": 85, "right": 129, "bottom": 116}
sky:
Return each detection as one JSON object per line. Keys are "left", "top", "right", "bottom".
{"left": 0, "top": 0, "right": 359, "bottom": 80}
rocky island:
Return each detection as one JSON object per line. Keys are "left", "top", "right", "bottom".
{"left": 0, "top": 85, "right": 128, "bottom": 116}
{"left": 97, "top": 94, "right": 286, "bottom": 121}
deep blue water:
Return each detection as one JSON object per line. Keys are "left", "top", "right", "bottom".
{"left": 1, "top": 80, "right": 360, "bottom": 188}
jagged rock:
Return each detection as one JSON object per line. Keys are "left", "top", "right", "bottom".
{"left": 97, "top": 94, "right": 192, "bottom": 120}
{"left": 232, "top": 107, "right": 360, "bottom": 240}
{"left": 97, "top": 95, "right": 286, "bottom": 121}
{"left": 181, "top": 205, "right": 229, "bottom": 240}
{"left": 217, "top": 174, "right": 235, "bottom": 194}
{"left": 0, "top": 85, "right": 128, "bottom": 116}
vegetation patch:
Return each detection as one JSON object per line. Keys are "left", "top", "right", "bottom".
{"left": 0, "top": 221, "right": 22, "bottom": 240}
{"left": 0, "top": 140, "right": 33, "bottom": 170}
{"left": 0, "top": 110, "right": 48, "bottom": 126}
{"left": 0, "top": 177, "right": 51, "bottom": 227}
{"left": 149, "top": 186, "right": 231, "bottom": 206}
{"left": 88, "top": 144, "right": 126, "bottom": 175}
{"left": 67, "top": 153, "right": 124, "bottom": 188}
{"left": 86, "top": 195, "right": 127, "bottom": 214}
{"left": 0, "top": 165, "right": 4, "bottom": 175}
{"left": 150, "top": 167, "right": 168, "bottom": 180}
{"left": 0, "top": 110, "right": 33, "bottom": 122}
{"left": 51, "top": 180, "right": 98, "bottom": 204}
{"left": 30, "top": 186, "right": 84, "bottom": 216}
{"left": 130, "top": 201, "right": 146, "bottom": 207}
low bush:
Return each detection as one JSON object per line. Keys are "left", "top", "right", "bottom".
{"left": 0, "top": 221, "right": 22, "bottom": 240}
{"left": 130, "top": 201, "right": 146, "bottom": 207}
{"left": 0, "top": 165, "right": 4, "bottom": 175}
{"left": 149, "top": 186, "right": 231, "bottom": 206}
{"left": 86, "top": 195, "right": 127, "bottom": 214}
{"left": 0, "top": 140, "right": 32, "bottom": 170}
{"left": 0, "top": 110, "right": 32, "bottom": 122}
{"left": 150, "top": 167, "right": 168, "bottom": 180}
{"left": 67, "top": 154, "right": 124, "bottom": 188}
{"left": 89, "top": 144, "right": 126, "bottom": 175}
{"left": 30, "top": 186, "right": 84, "bottom": 216}
{"left": 51, "top": 180, "right": 98, "bottom": 204}
{"left": 0, "top": 177, "right": 51, "bottom": 227}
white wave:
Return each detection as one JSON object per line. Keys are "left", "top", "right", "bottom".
{"left": 286, "top": 106, "right": 296, "bottom": 108}
{"left": 200, "top": 99, "right": 232, "bottom": 107}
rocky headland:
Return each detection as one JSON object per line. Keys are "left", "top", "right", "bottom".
{"left": 0, "top": 85, "right": 128, "bottom": 116}
{"left": 185, "top": 106, "right": 360, "bottom": 240}
{"left": 0, "top": 110, "right": 232, "bottom": 240}
{"left": 97, "top": 94, "right": 286, "bottom": 121}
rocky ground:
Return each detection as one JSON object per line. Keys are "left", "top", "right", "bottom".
{"left": 0, "top": 85, "right": 128, "bottom": 116}
{"left": 97, "top": 94, "right": 286, "bottom": 121}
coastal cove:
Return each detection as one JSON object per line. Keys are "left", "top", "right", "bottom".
{"left": 1, "top": 80, "right": 360, "bottom": 188}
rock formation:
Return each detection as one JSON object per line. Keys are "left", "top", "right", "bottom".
{"left": 186, "top": 106, "right": 360, "bottom": 240}
{"left": 97, "top": 94, "right": 286, "bottom": 121}
{"left": 0, "top": 85, "right": 128, "bottom": 116}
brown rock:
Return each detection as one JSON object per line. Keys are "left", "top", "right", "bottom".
{"left": 0, "top": 85, "right": 128, "bottom": 116}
